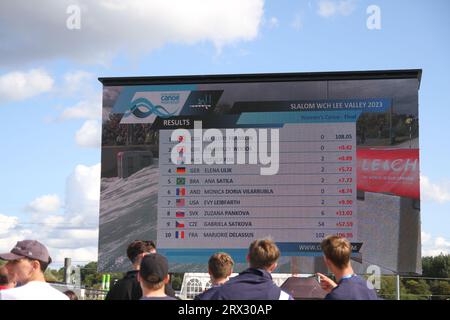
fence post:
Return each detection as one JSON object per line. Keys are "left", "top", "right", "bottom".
{"left": 396, "top": 274, "right": 401, "bottom": 300}
{"left": 63, "top": 258, "right": 72, "bottom": 284}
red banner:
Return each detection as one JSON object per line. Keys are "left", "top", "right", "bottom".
{"left": 356, "top": 148, "right": 420, "bottom": 199}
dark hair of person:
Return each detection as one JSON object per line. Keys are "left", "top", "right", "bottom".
{"left": 126, "top": 240, "right": 157, "bottom": 263}
{"left": 64, "top": 290, "right": 78, "bottom": 300}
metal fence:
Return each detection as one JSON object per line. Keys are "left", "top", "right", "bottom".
{"left": 73, "top": 274, "right": 450, "bottom": 300}
{"left": 375, "top": 275, "right": 450, "bottom": 300}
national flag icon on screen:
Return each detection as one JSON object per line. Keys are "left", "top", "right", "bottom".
{"left": 176, "top": 177, "right": 185, "bottom": 185}
{"left": 176, "top": 188, "right": 186, "bottom": 196}
{"left": 176, "top": 167, "right": 186, "bottom": 174}
{"left": 176, "top": 211, "right": 185, "bottom": 218}
{"left": 176, "top": 198, "right": 185, "bottom": 207}
{"left": 176, "top": 221, "right": 185, "bottom": 228}
{"left": 175, "top": 231, "right": 185, "bottom": 239}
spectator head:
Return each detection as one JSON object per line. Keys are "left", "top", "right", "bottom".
{"left": 247, "top": 239, "right": 280, "bottom": 272}
{"left": 126, "top": 240, "right": 156, "bottom": 268}
{"left": 321, "top": 235, "right": 352, "bottom": 271}
{"left": 64, "top": 290, "right": 78, "bottom": 300}
{"left": 208, "top": 252, "right": 234, "bottom": 284}
{"left": 0, "top": 266, "right": 16, "bottom": 289}
{"left": 137, "top": 253, "right": 170, "bottom": 293}
{"left": 0, "top": 240, "right": 51, "bottom": 285}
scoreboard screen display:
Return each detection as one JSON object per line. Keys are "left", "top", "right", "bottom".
{"left": 98, "top": 71, "right": 421, "bottom": 274}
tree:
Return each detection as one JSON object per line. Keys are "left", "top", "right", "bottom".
{"left": 422, "top": 254, "right": 450, "bottom": 279}
{"left": 379, "top": 276, "right": 408, "bottom": 300}
{"left": 429, "top": 280, "right": 450, "bottom": 300}
{"left": 402, "top": 279, "right": 431, "bottom": 300}
{"left": 44, "top": 268, "right": 64, "bottom": 283}
{"left": 79, "top": 261, "right": 123, "bottom": 289}
{"left": 170, "top": 273, "right": 183, "bottom": 291}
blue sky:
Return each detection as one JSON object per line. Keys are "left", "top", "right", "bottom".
{"left": 0, "top": 0, "right": 449, "bottom": 265}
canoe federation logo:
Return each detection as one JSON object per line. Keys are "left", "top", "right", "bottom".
{"left": 120, "top": 92, "right": 189, "bottom": 124}
{"left": 127, "top": 97, "right": 177, "bottom": 119}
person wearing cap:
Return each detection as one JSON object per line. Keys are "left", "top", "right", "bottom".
{"left": 0, "top": 240, "right": 69, "bottom": 300}
{"left": 137, "top": 253, "right": 177, "bottom": 300}
{"left": 105, "top": 240, "right": 176, "bottom": 300}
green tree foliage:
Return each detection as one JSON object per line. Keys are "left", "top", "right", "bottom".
{"left": 378, "top": 276, "right": 408, "bottom": 300}
{"left": 378, "top": 255, "right": 450, "bottom": 300}
{"left": 79, "top": 261, "right": 123, "bottom": 289}
{"left": 170, "top": 273, "right": 183, "bottom": 291}
{"left": 402, "top": 279, "right": 431, "bottom": 300}
{"left": 44, "top": 268, "right": 64, "bottom": 283}
{"left": 422, "top": 254, "right": 450, "bottom": 279}
{"left": 429, "top": 280, "right": 450, "bottom": 300}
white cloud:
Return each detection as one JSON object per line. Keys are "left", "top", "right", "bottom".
{"left": 51, "top": 70, "right": 102, "bottom": 122}
{"left": 63, "top": 71, "right": 94, "bottom": 93}
{"left": 51, "top": 247, "right": 98, "bottom": 264}
{"left": 0, "top": 229, "right": 34, "bottom": 253}
{"left": 60, "top": 98, "right": 102, "bottom": 121}
{"left": 421, "top": 231, "right": 432, "bottom": 245}
{"left": 0, "top": 214, "right": 34, "bottom": 252}
{"left": 75, "top": 120, "right": 102, "bottom": 148}
{"left": 317, "top": 0, "right": 357, "bottom": 17}
{"left": 1, "top": 0, "right": 265, "bottom": 66}
{"left": 422, "top": 232, "right": 450, "bottom": 257}
{"left": 421, "top": 175, "right": 450, "bottom": 204}
{"left": 44, "top": 163, "right": 101, "bottom": 261}
{"left": 0, "top": 163, "right": 101, "bottom": 264}
{"left": 0, "top": 69, "right": 54, "bottom": 103}
{"left": 45, "top": 229, "right": 99, "bottom": 250}
{"left": 25, "top": 194, "right": 61, "bottom": 214}
{"left": 65, "top": 163, "right": 101, "bottom": 224}
{"left": 41, "top": 215, "right": 66, "bottom": 226}
{"left": 0, "top": 214, "right": 19, "bottom": 236}
{"left": 435, "top": 237, "right": 450, "bottom": 248}
{"left": 27, "top": 70, "right": 100, "bottom": 124}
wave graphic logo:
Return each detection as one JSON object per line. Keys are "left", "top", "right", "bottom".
{"left": 125, "top": 97, "right": 179, "bottom": 119}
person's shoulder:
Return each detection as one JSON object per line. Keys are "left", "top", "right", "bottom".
{"left": 119, "top": 271, "right": 137, "bottom": 283}
{"left": 0, "top": 281, "right": 34, "bottom": 299}
{"left": 0, "top": 287, "right": 18, "bottom": 300}
{"left": 325, "top": 288, "right": 344, "bottom": 300}
{"left": 350, "top": 275, "right": 368, "bottom": 284}
{"left": 351, "top": 276, "right": 378, "bottom": 299}
{"left": 350, "top": 275, "right": 376, "bottom": 290}
{"left": 0, "top": 282, "right": 68, "bottom": 300}
{"left": 38, "top": 282, "right": 70, "bottom": 300}
{"left": 326, "top": 276, "right": 378, "bottom": 300}
{"left": 105, "top": 273, "right": 139, "bottom": 300}
{"left": 111, "top": 276, "right": 132, "bottom": 289}
{"left": 140, "top": 296, "right": 177, "bottom": 300}
{"left": 195, "top": 286, "right": 221, "bottom": 300}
